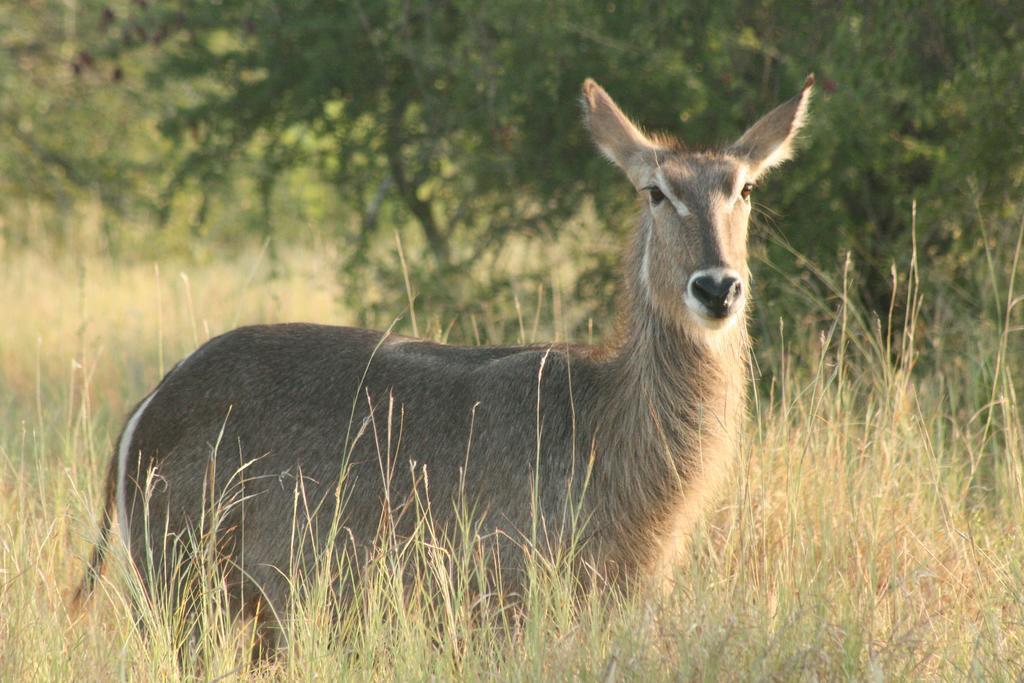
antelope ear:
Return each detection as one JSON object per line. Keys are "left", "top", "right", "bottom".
{"left": 729, "top": 74, "right": 814, "bottom": 180}
{"left": 582, "top": 78, "right": 658, "bottom": 187}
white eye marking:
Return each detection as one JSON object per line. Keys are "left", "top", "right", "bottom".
{"left": 733, "top": 169, "right": 752, "bottom": 204}
{"left": 654, "top": 168, "right": 691, "bottom": 219}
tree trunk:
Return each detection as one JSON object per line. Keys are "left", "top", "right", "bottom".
{"left": 384, "top": 100, "right": 450, "bottom": 265}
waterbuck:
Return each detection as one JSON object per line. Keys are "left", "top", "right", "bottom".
{"left": 75, "top": 75, "right": 813, "bottom": 648}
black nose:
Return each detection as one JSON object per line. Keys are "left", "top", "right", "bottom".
{"left": 690, "top": 275, "right": 743, "bottom": 318}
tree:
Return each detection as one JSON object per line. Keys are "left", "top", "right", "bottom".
{"left": 0, "top": 0, "right": 169, "bottom": 251}
{"left": 10, "top": 0, "right": 1020, "bottom": 327}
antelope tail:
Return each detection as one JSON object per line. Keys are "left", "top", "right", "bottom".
{"left": 71, "top": 452, "right": 119, "bottom": 612}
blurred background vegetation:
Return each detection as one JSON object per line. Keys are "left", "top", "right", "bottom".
{"left": 2, "top": 0, "right": 1021, "bottom": 338}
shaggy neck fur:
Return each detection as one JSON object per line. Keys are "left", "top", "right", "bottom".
{"left": 586, "top": 217, "right": 750, "bottom": 585}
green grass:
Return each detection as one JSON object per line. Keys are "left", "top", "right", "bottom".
{"left": 1, "top": 217, "right": 1022, "bottom": 680}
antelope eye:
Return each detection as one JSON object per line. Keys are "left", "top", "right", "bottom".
{"left": 741, "top": 182, "right": 754, "bottom": 200}
{"left": 644, "top": 186, "right": 665, "bottom": 206}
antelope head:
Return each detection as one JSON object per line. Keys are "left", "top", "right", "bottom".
{"left": 582, "top": 75, "right": 814, "bottom": 338}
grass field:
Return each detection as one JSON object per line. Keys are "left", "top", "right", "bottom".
{"left": 1, "top": 217, "right": 1022, "bottom": 680}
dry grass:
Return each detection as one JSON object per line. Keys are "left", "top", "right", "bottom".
{"left": 1, "top": 219, "right": 1022, "bottom": 680}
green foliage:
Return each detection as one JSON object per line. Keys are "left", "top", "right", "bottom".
{"left": 0, "top": 0, "right": 165, "bottom": 251}
{"left": 3, "top": 1, "right": 1022, "bottom": 319}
